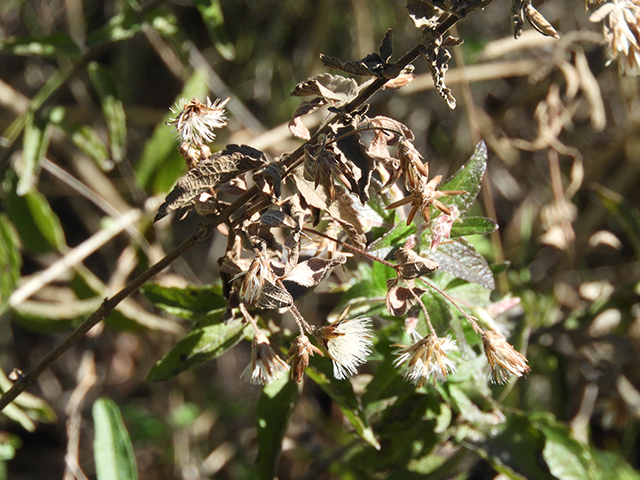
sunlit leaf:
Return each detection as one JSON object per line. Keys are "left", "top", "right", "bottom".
{"left": 0, "top": 215, "right": 21, "bottom": 316}
{"left": 93, "top": 397, "right": 138, "bottom": 480}
{"left": 450, "top": 216, "right": 498, "bottom": 237}
{"left": 255, "top": 376, "right": 299, "bottom": 479}
{"left": 87, "top": 11, "right": 144, "bottom": 46}
{"left": 17, "top": 107, "right": 64, "bottom": 195}
{"left": 12, "top": 298, "right": 101, "bottom": 333}
{"left": 439, "top": 141, "right": 487, "bottom": 216}
{"left": 368, "top": 216, "right": 417, "bottom": 260}
{"left": 427, "top": 239, "right": 495, "bottom": 290}
{"left": 146, "top": 319, "right": 249, "bottom": 381}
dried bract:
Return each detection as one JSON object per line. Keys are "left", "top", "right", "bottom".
{"left": 393, "top": 333, "right": 457, "bottom": 387}
{"left": 241, "top": 332, "right": 290, "bottom": 385}
{"left": 314, "top": 315, "right": 373, "bottom": 380}
{"left": 395, "top": 248, "right": 440, "bottom": 279}
{"left": 482, "top": 330, "right": 531, "bottom": 384}
{"left": 288, "top": 334, "right": 324, "bottom": 384}
{"left": 387, "top": 161, "right": 465, "bottom": 225}
{"left": 591, "top": 0, "right": 640, "bottom": 76}
{"left": 167, "top": 97, "right": 229, "bottom": 145}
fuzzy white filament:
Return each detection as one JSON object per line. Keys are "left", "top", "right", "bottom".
{"left": 168, "top": 97, "right": 229, "bottom": 145}
{"left": 320, "top": 317, "right": 373, "bottom": 380}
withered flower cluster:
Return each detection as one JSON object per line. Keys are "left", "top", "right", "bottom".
{"left": 591, "top": 0, "right": 640, "bottom": 76}
{"left": 158, "top": 25, "right": 531, "bottom": 389}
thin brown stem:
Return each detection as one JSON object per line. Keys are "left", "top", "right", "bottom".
{"left": 419, "top": 278, "right": 483, "bottom": 334}
{"left": 405, "top": 283, "right": 436, "bottom": 335}
{"left": 0, "top": 12, "right": 465, "bottom": 412}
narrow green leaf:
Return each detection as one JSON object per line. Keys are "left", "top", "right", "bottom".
{"left": 64, "top": 123, "right": 113, "bottom": 171}
{"left": 5, "top": 172, "right": 66, "bottom": 253}
{"left": 0, "top": 215, "right": 21, "bottom": 316}
{"left": 595, "top": 185, "right": 640, "bottom": 259}
{"left": 146, "top": 319, "right": 248, "bottom": 381}
{"left": 0, "top": 32, "right": 81, "bottom": 58}
{"left": 135, "top": 70, "right": 210, "bottom": 192}
{"left": 93, "top": 397, "right": 138, "bottom": 480}
{"left": 255, "top": 376, "right": 299, "bottom": 480}
{"left": 450, "top": 216, "right": 498, "bottom": 237}
{"left": 12, "top": 298, "right": 102, "bottom": 333}
{"left": 141, "top": 284, "right": 227, "bottom": 321}
{"left": 87, "top": 11, "right": 144, "bottom": 46}
{"left": 194, "top": 0, "right": 235, "bottom": 61}
{"left": 439, "top": 141, "right": 487, "bottom": 215}
{"left": 307, "top": 360, "right": 381, "bottom": 450}
{"left": 88, "top": 62, "right": 127, "bottom": 163}
{"left": 17, "top": 107, "right": 63, "bottom": 195}
{"left": 427, "top": 239, "right": 495, "bottom": 290}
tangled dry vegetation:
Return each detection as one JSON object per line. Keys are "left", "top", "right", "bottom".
{"left": 1, "top": 0, "right": 640, "bottom": 479}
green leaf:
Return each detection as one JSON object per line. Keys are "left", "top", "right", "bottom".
{"left": 450, "top": 216, "right": 498, "bottom": 237}
{"left": 194, "top": 0, "right": 235, "bottom": 61}
{"left": 88, "top": 62, "right": 127, "bottom": 163}
{"left": 255, "top": 376, "right": 299, "bottom": 480}
{"left": 530, "top": 412, "right": 594, "bottom": 480}
{"left": 141, "top": 284, "right": 228, "bottom": 321}
{"left": 427, "top": 239, "right": 495, "bottom": 290}
{"left": 93, "top": 397, "right": 138, "bottom": 480}
{"left": 593, "top": 451, "right": 640, "bottom": 480}
{"left": 595, "top": 185, "right": 640, "bottom": 259}
{"left": 4, "top": 172, "right": 66, "bottom": 253}
{"left": 87, "top": 11, "right": 144, "bottom": 46}
{"left": 135, "top": 70, "right": 210, "bottom": 192}
{"left": 12, "top": 298, "right": 102, "bottom": 333}
{"left": 307, "top": 360, "right": 381, "bottom": 450}
{"left": 17, "top": 107, "right": 63, "bottom": 195}
{"left": 146, "top": 319, "right": 248, "bottom": 381}
{"left": 0, "top": 32, "right": 82, "bottom": 58}
{"left": 0, "top": 215, "right": 21, "bottom": 316}
{"left": 62, "top": 123, "right": 114, "bottom": 171}
{"left": 439, "top": 141, "right": 487, "bottom": 216}
{"left": 368, "top": 221, "right": 417, "bottom": 260}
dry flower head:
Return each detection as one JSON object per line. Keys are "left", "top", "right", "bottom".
{"left": 482, "top": 330, "right": 531, "bottom": 384}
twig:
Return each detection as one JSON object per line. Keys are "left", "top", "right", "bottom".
{"left": 0, "top": 13, "right": 465, "bottom": 412}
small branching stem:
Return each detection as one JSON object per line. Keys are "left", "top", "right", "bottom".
{"left": 405, "top": 283, "right": 437, "bottom": 335}
{"left": 0, "top": 12, "right": 465, "bottom": 412}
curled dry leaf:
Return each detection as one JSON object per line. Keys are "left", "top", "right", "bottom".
{"left": 281, "top": 254, "right": 348, "bottom": 288}
{"left": 155, "top": 144, "right": 268, "bottom": 222}
{"left": 320, "top": 29, "right": 403, "bottom": 79}
{"left": 291, "top": 73, "right": 359, "bottom": 107}
{"left": 395, "top": 248, "right": 439, "bottom": 279}
{"left": 258, "top": 210, "right": 297, "bottom": 229}
{"left": 525, "top": 4, "right": 559, "bottom": 39}
{"left": 386, "top": 279, "right": 427, "bottom": 317}
{"left": 289, "top": 97, "right": 328, "bottom": 140}
{"left": 420, "top": 36, "right": 457, "bottom": 109}
{"left": 255, "top": 280, "right": 293, "bottom": 310}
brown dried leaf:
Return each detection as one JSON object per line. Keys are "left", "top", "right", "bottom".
{"left": 289, "top": 98, "right": 328, "bottom": 140}
{"left": 333, "top": 125, "right": 374, "bottom": 203}
{"left": 258, "top": 210, "right": 297, "bottom": 229}
{"left": 420, "top": 39, "right": 457, "bottom": 109}
{"left": 293, "top": 169, "right": 367, "bottom": 248}
{"left": 574, "top": 49, "right": 606, "bottom": 131}
{"left": 525, "top": 4, "right": 559, "bottom": 39}
{"left": 155, "top": 144, "right": 268, "bottom": 221}
{"left": 395, "top": 248, "right": 439, "bottom": 279}
{"left": 291, "top": 73, "right": 359, "bottom": 106}
{"left": 406, "top": 0, "right": 445, "bottom": 29}
{"left": 281, "top": 254, "right": 347, "bottom": 287}
{"left": 386, "top": 280, "right": 426, "bottom": 317}
{"left": 256, "top": 280, "right": 293, "bottom": 310}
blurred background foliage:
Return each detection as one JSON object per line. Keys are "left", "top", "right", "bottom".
{"left": 1, "top": 0, "right": 640, "bottom": 479}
